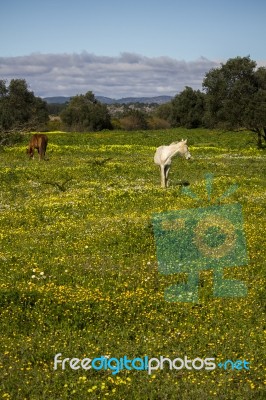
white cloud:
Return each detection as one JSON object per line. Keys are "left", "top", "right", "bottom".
{"left": 0, "top": 52, "right": 224, "bottom": 98}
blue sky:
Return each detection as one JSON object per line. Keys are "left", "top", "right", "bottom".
{"left": 1, "top": 0, "right": 266, "bottom": 97}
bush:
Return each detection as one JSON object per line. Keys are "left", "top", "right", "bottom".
{"left": 0, "top": 131, "right": 24, "bottom": 146}
{"left": 147, "top": 116, "right": 171, "bottom": 130}
{"left": 119, "top": 110, "right": 148, "bottom": 131}
{"left": 47, "top": 117, "right": 63, "bottom": 132}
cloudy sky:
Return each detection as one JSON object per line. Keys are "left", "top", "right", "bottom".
{"left": 1, "top": 0, "right": 266, "bottom": 99}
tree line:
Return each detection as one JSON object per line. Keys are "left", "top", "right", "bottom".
{"left": 157, "top": 56, "right": 266, "bottom": 147}
{"left": 1, "top": 56, "right": 266, "bottom": 147}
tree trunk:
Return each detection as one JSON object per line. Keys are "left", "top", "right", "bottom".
{"left": 257, "top": 130, "right": 263, "bottom": 148}
{"left": 252, "top": 128, "right": 266, "bottom": 148}
{"left": 263, "top": 127, "right": 266, "bottom": 141}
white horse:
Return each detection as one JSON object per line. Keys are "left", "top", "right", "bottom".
{"left": 154, "top": 139, "right": 191, "bottom": 188}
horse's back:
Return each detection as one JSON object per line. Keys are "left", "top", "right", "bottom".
{"left": 30, "top": 134, "right": 48, "bottom": 148}
{"left": 36, "top": 134, "right": 48, "bottom": 144}
{"left": 154, "top": 145, "right": 170, "bottom": 165}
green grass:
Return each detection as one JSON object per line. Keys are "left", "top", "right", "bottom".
{"left": 0, "top": 128, "right": 265, "bottom": 399}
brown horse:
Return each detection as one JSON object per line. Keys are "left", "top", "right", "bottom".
{"left": 27, "top": 134, "right": 48, "bottom": 160}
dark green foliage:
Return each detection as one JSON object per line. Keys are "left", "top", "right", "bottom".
{"left": 155, "top": 101, "right": 173, "bottom": 122}
{"left": 0, "top": 79, "right": 49, "bottom": 133}
{"left": 60, "top": 91, "right": 112, "bottom": 132}
{"left": 170, "top": 87, "right": 205, "bottom": 128}
{"left": 203, "top": 56, "right": 266, "bottom": 147}
{"left": 46, "top": 102, "right": 66, "bottom": 115}
{"left": 156, "top": 87, "right": 205, "bottom": 129}
{"left": 0, "top": 131, "right": 24, "bottom": 146}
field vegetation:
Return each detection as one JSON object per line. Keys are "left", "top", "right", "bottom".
{"left": 0, "top": 128, "right": 265, "bottom": 399}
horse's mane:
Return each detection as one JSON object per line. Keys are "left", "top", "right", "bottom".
{"left": 170, "top": 140, "right": 186, "bottom": 146}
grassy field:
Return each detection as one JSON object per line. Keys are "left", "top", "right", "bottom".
{"left": 0, "top": 128, "right": 265, "bottom": 399}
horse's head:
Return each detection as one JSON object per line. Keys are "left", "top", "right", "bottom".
{"left": 26, "top": 147, "right": 34, "bottom": 158}
{"left": 181, "top": 139, "right": 191, "bottom": 160}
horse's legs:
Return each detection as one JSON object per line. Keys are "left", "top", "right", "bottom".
{"left": 37, "top": 147, "right": 42, "bottom": 161}
{"left": 39, "top": 144, "right": 47, "bottom": 160}
{"left": 165, "top": 165, "right": 171, "bottom": 187}
{"left": 37, "top": 147, "right": 43, "bottom": 161}
{"left": 160, "top": 165, "right": 166, "bottom": 188}
{"left": 28, "top": 147, "right": 34, "bottom": 159}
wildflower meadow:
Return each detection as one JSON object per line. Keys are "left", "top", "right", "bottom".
{"left": 0, "top": 128, "right": 265, "bottom": 399}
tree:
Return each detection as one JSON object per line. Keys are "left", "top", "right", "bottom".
{"left": 244, "top": 67, "right": 266, "bottom": 147}
{"left": 203, "top": 56, "right": 266, "bottom": 147}
{"left": 0, "top": 79, "right": 49, "bottom": 133}
{"left": 156, "top": 102, "right": 174, "bottom": 125}
{"left": 60, "top": 91, "right": 112, "bottom": 132}
{"left": 0, "top": 80, "right": 8, "bottom": 97}
{"left": 46, "top": 102, "right": 66, "bottom": 116}
{"left": 170, "top": 87, "right": 205, "bottom": 128}
{"left": 156, "top": 87, "right": 205, "bottom": 129}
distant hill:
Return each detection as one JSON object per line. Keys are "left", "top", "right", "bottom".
{"left": 43, "top": 95, "right": 173, "bottom": 105}
{"left": 44, "top": 96, "right": 71, "bottom": 104}
{"left": 115, "top": 96, "right": 173, "bottom": 104}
